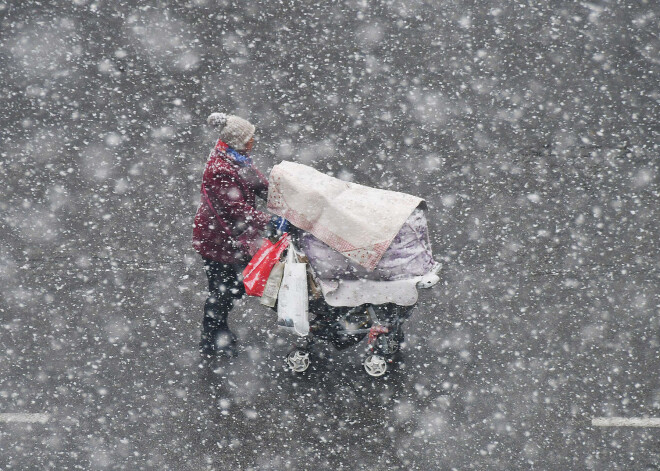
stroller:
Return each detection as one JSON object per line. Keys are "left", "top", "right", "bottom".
{"left": 282, "top": 238, "right": 441, "bottom": 377}
{"left": 247, "top": 161, "right": 442, "bottom": 377}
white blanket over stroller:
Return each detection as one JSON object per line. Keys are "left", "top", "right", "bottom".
{"left": 267, "top": 161, "right": 437, "bottom": 307}
{"left": 267, "top": 161, "right": 424, "bottom": 271}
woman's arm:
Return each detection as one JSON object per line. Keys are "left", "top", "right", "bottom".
{"left": 205, "top": 171, "right": 271, "bottom": 230}
{"left": 240, "top": 165, "right": 269, "bottom": 200}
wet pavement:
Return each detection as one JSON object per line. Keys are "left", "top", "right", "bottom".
{"left": 1, "top": 1, "right": 659, "bottom": 469}
{"left": 1, "top": 245, "right": 658, "bottom": 469}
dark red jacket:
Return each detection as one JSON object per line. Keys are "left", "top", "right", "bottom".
{"left": 192, "top": 140, "right": 271, "bottom": 264}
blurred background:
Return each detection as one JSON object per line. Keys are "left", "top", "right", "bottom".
{"left": 0, "top": 0, "right": 659, "bottom": 469}
{"left": 1, "top": 0, "right": 658, "bottom": 266}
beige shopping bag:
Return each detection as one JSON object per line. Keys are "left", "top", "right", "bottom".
{"left": 259, "top": 262, "right": 285, "bottom": 308}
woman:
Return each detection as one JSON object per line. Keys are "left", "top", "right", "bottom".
{"left": 192, "top": 112, "right": 283, "bottom": 357}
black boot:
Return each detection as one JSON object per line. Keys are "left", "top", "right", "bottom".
{"left": 200, "top": 261, "right": 244, "bottom": 358}
{"left": 200, "top": 298, "right": 238, "bottom": 357}
{"left": 200, "top": 318, "right": 238, "bottom": 357}
{"left": 212, "top": 328, "right": 238, "bottom": 357}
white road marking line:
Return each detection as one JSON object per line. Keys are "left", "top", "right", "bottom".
{"left": 592, "top": 417, "right": 660, "bottom": 427}
{"left": 0, "top": 413, "right": 51, "bottom": 424}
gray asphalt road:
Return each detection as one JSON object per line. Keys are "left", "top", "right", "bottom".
{"left": 2, "top": 0, "right": 659, "bottom": 469}
{"left": 1, "top": 241, "right": 659, "bottom": 469}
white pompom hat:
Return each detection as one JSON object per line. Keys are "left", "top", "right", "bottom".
{"left": 207, "top": 112, "right": 255, "bottom": 151}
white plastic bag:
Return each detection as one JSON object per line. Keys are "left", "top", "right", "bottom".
{"left": 277, "top": 245, "right": 309, "bottom": 336}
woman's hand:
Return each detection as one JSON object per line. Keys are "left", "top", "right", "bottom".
{"left": 268, "top": 216, "right": 289, "bottom": 237}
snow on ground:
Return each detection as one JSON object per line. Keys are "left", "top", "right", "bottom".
{"left": 1, "top": 1, "right": 659, "bottom": 469}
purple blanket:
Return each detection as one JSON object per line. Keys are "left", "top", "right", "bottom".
{"left": 301, "top": 208, "right": 435, "bottom": 281}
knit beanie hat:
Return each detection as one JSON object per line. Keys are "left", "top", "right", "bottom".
{"left": 207, "top": 112, "right": 255, "bottom": 151}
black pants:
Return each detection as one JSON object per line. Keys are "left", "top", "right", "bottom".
{"left": 202, "top": 259, "right": 246, "bottom": 332}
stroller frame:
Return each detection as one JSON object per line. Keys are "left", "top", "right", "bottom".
{"left": 284, "top": 263, "right": 441, "bottom": 377}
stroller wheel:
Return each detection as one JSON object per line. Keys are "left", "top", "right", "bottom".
{"left": 286, "top": 349, "right": 311, "bottom": 373}
{"left": 363, "top": 354, "right": 388, "bottom": 377}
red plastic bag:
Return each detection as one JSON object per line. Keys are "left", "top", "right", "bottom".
{"left": 242, "top": 234, "right": 290, "bottom": 296}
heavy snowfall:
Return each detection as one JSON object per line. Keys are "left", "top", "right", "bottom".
{"left": 1, "top": 0, "right": 659, "bottom": 469}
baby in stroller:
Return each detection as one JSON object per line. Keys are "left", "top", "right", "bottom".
{"left": 248, "top": 161, "right": 441, "bottom": 377}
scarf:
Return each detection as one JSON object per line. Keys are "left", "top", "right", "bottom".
{"left": 226, "top": 147, "right": 253, "bottom": 168}
{"left": 212, "top": 139, "right": 253, "bottom": 168}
